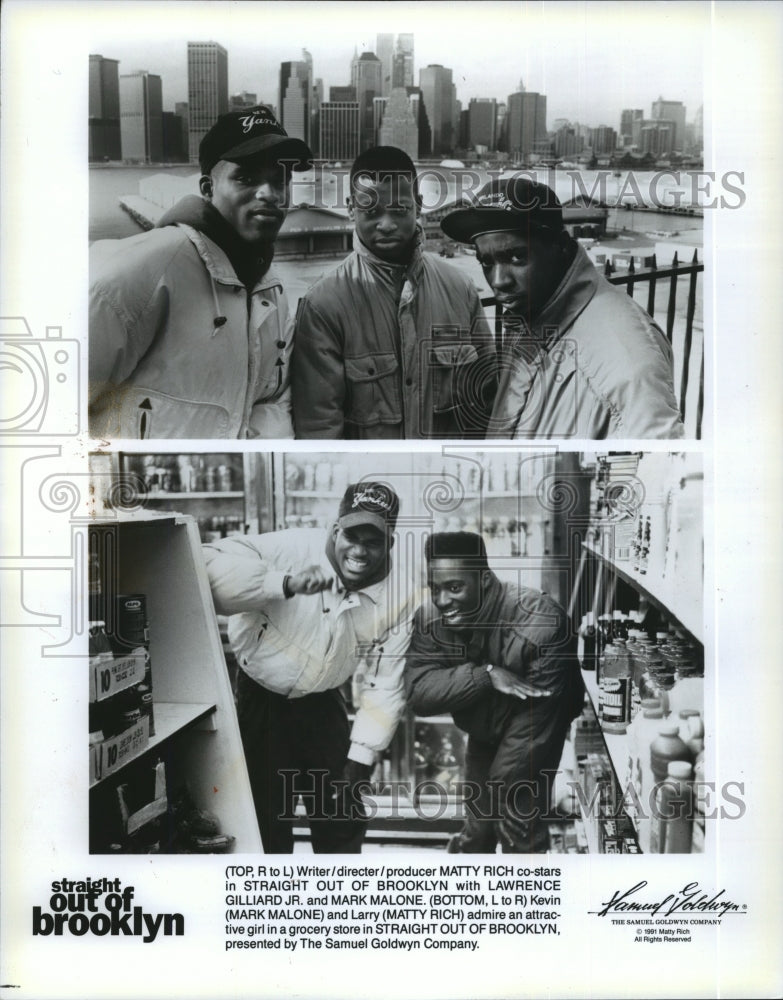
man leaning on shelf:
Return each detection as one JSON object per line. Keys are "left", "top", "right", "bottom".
{"left": 203, "top": 482, "right": 417, "bottom": 853}
{"left": 89, "top": 106, "right": 312, "bottom": 439}
{"left": 405, "top": 531, "right": 584, "bottom": 853}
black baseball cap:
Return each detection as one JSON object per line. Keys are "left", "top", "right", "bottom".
{"left": 199, "top": 105, "right": 313, "bottom": 175}
{"left": 337, "top": 483, "right": 400, "bottom": 535}
{"left": 441, "top": 176, "right": 564, "bottom": 243}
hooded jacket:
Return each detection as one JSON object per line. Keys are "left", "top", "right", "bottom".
{"left": 488, "top": 243, "right": 686, "bottom": 440}
{"left": 203, "top": 528, "right": 419, "bottom": 765}
{"left": 291, "top": 230, "right": 496, "bottom": 439}
{"left": 89, "top": 195, "right": 293, "bottom": 439}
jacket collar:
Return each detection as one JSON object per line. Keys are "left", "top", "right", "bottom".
{"left": 180, "top": 224, "right": 284, "bottom": 294}
{"left": 352, "top": 223, "right": 425, "bottom": 281}
{"left": 534, "top": 243, "right": 600, "bottom": 344}
{"left": 503, "top": 243, "right": 600, "bottom": 353}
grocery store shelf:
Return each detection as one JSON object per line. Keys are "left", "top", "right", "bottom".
{"left": 582, "top": 542, "right": 703, "bottom": 643}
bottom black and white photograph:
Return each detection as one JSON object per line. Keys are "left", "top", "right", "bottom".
{"left": 86, "top": 448, "right": 704, "bottom": 858}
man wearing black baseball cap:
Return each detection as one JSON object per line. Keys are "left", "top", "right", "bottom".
{"left": 441, "top": 176, "right": 685, "bottom": 439}
{"left": 90, "top": 106, "right": 312, "bottom": 439}
{"left": 203, "top": 482, "right": 417, "bottom": 853}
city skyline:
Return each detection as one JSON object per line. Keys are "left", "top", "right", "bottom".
{"left": 87, "top": 1, "right": 706, "bottom": 130}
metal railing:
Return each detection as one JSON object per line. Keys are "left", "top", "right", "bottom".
{"left": 481, "top": 249, "right": 704, "bottom": 439}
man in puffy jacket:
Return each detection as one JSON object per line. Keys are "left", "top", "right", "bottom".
{"left": 89, "top": 106, "right": 312, "bottom": 439}
{"left": 203, "top": 482, "right": 417, "bottom": 853}
{"left": 292, "top": 146, "right": 496, "bottom": 438}
{"left": 405, "top": 532, "right": 584, "bottom": 853}
{"left": 440, "top": 176, "right": 686, "bottom": 439}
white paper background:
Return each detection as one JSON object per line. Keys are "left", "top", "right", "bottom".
{"left": 1, "top": 2, "right": 781, "bottom": 997}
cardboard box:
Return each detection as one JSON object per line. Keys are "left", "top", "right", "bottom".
{"left": 91, "top": 651, "right": 147, "bottom": 703}
{"left": 100, "top": 717, "right": 150, "bottom": 778}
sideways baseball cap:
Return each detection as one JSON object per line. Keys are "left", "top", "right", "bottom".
{"left": 440, "top": 176, "right": 564, "bottom": 243}
{"left": 338, "top": 483, "right": 400, "bottom": 535}
{"left": 199, "top": 105, "right": 313, "bottom": 175}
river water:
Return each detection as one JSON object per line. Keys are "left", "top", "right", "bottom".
{"left": 89, "top": 164, "right": 704, "bottom": 242}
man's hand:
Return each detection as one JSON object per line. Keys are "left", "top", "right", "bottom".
{"left": 286, "top": 566, "right": 333, "bottom": 596}
{"left": 332, "top": 760, "right": 373, "bottom": 821}
{"left": 487, "top": 664, "right": 551, "bottom": 700}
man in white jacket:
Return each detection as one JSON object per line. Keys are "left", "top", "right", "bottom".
{"left": 89, "top": 105, "right": 312, "bottom": 439}
{"left": 204, "top": 482, "right": 416, "bottom": 853}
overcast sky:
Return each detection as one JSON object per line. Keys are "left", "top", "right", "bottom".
{"left": 87, "top": 0, "right": 707, "bottom": 126}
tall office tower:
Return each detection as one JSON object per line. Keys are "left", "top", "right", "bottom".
{"left": 619, "top": 108, "right": 644, "bottom": 147}
{"left": 406, "top": 87, "right": 431, "bottom": 157}
{"left": 89, "top": 54, "right": 122, "bottom": 161}
{"left": 376, "top": 33, "right": 395, "bottom": 96}
{"left": 310, "top": 77, "right": 324, "bottom": 154}
{"left": 651, "top": 97, "right": 686, "bottom": 151}
{"left": 330, "top": 85, "right": 356, "bottom": 102}
{"left": 692, "top": 105, "right": 703, "bottom": 153}
{"left": 373, "top": 96, "right": 388, "bottom": 143}
{"left": 396, "top": 34, "right": 414, "bottom": 87}
{"left": 161, "top": 111, "right": 188, "bottom": 162}
{"left": 419, "top": 64, "right": 455, "bottom": 156}
{"left": 319, "top": 101, "right": 360, "bottom": 160}
{"left": 553, "top": 123, "right": 583, "bottom": 159}
{"left": 187, "top": 41, "right": 228, "bottom": 162}
{"left": 378, "top": 87, "right": 418, "bottom": 160}
{"left": 495, "top": 101, "right": 507, "bottom": 151}
{"left": 119, "top": 70, "right": 163, "bottom": 163}
{"left": 279, "top": 52, "right": 313, "bottom": 143}
{"left": 504, "top": 89, "right": 547, "bottom": 162}
{"left": 175, "top": 101, "right": 189, "bottom": 159}
{"left": 459, "top": 108, "right": 470, "bottom": 150}
{"left": 640, "top": 120, "right": 675, "bottom": 157}
{"left": 352, "top": 51, "right": 382, "bottom": 152}
{"left": 468, "top": 97, "right": 497, "bottom": 150}
{"left": 592, "top": 125, "right": 618, "bottom": 155}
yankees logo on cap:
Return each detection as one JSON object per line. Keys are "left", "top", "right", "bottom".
{"left": 337, "top": 482, "right": 400, "bottom": 534}
{"left": 199, "top": 105, "right": 313, "bottom": 175}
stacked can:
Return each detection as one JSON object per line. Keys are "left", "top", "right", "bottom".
{"left": 108, "top": 594, "right": 155, "bottom": 737}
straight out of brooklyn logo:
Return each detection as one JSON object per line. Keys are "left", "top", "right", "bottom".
{"left": 32, "top": 877, "right": 184, "bottom": 942}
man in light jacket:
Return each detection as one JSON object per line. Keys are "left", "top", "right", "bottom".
{"left": 292, "top": 146, "right": 496, "bottom": 439}
{"left": 203, "top": 483, "right": 417, "bottom": 853}
{"left": 89, "top": 106, "right": 312, "bottom": 439}
{"left": 440, "top": 176, "right": 686, "bottom": 439}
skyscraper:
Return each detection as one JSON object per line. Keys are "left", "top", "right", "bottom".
{"left": 187, "top": 41, "right": 228, "bottom": 163}
{"left": 376, "top": 33, "right": 395, "bottom": 97}
{"left": 89, "top": 54, "right": 121, "bottom": 161}
{"left": 651, "top": 97, "right": 686, "bottom": 151}
{"left": 378, "top": 87, "right": 418, "bottom": 160}
{"left": 119, "top": 70, "right": 163, "bottom": 163}
{"left": 396, "top": 34, "right": 414, "bottom": 88}
{"left": 468, "top": 98, "right": 497, "bottom": 151}
{"left": 279, "top": 52, "right": 313, "bottom": 143}
{"left": 352, "top": 52, "right": 382, "bottom": 152}
{"left": 419, "top": 64, "right": 455, "bottom": 156}
{"left": 504, "top": 90, "right": 547, "bottom": 162}
{"left": 620, "top": 108, "right": 644, "bottom": 148}
{"left": 319, "top": 102, "right": 360, "bottom": 160}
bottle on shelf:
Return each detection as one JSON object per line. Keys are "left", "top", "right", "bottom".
{"left": 650, "top": 760, "right": 694, "bottom": 854}
{"left": 580, "top": 611, "right": 597, "bottom": 671}
{"left": 649, "top": 723, "right": 692, "bottom": 785}
{"left": 599, "top": 635, "right": 632, "bottom": 734}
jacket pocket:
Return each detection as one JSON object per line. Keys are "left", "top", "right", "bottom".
{"left": 113, "top": 387, "right": 232, "bottom": 439}
{"left": 429, "top": 343, "right": 479, "bottom": 413}
{"left": 344, "top": 352, "right": 402, "bottom": 426}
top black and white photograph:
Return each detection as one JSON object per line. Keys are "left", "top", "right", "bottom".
{"left": 88, "top": 3, "right": 708, "bottom": 440}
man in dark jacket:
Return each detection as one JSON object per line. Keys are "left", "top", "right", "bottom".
{"left": 89, "top": 106, "right": 312, "bottom": 439}
{"left": 440, "top": 176, "right": 685, "bottom": 439}
{"left": 405, "top": 532, "right": 584, "bottom": 853}
{"left": 292, "top": 146, "right": 496, "bottom": 439}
